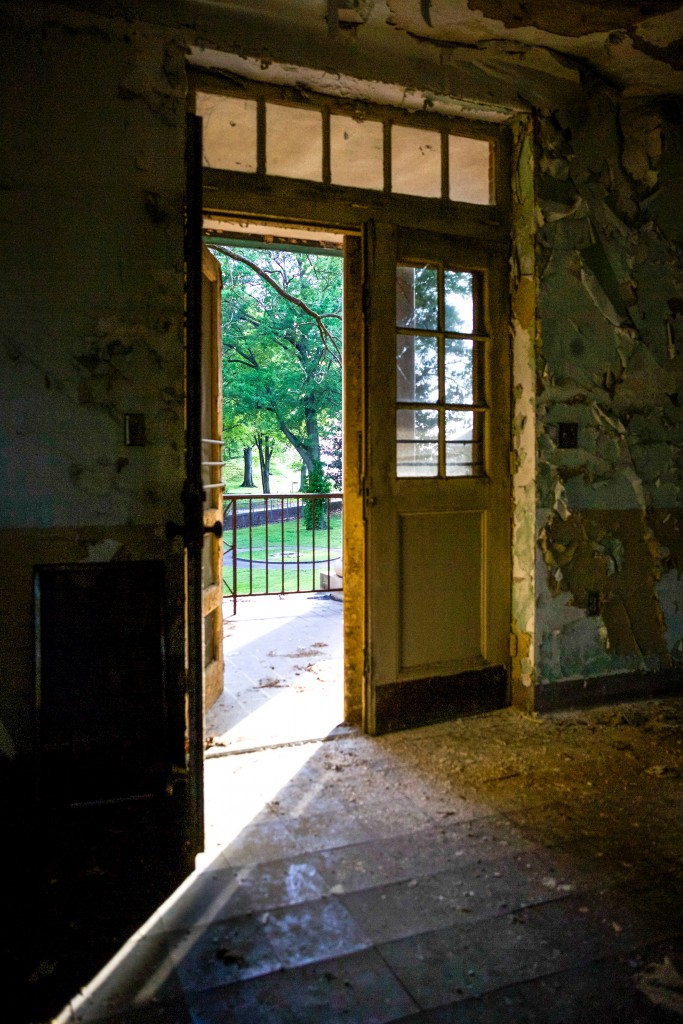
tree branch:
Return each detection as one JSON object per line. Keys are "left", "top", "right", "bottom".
{"left": 210, "top": 244, "right": 342, "bottom": 367}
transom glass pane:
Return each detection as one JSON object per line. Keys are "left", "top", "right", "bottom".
{"left": 449, "top": 135, "right": 492, "bottom": 205}
{"left": 330, "top": 115, "right": 383, "bottom": 190}
{"left": 197, "top": 93, "right": 258, "bottom": 173}
{"left": 396, "top": 336, "right": 438, "bottom": 403}
{"left": 396, "top": 265, "right": 438, "bottom": 329}
{"left": 266, "top": 104, "right": 323, "bottom": 181}
{"left": 391, "top": 125, "right": 441, "bottom": 198}
{"left": 444, "top": 271, "right": 473, "bottom": 333}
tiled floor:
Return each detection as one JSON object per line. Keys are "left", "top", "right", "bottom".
{"left": 54, "top": 602, "right": 683, "bottom": 1023}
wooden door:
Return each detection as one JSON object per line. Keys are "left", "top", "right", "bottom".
{"left": 201, "top": 246, "right": 225, "bottom": 710}
{"left": 363, "top": 222, "right": 511, "bottom": 733}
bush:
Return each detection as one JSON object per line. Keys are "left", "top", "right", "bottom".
{"left": 303, "top": 460, "right": 331, "bottom": 530}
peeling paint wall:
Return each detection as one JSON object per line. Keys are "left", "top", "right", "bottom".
{"left": 0, "top": 4, "right": 189, "bottom": 757}
{"left": 534, "top": 82, "right": 683, "bottom": 691}
{"left": 1, "top": 0, "right": 682, "bottom": 765}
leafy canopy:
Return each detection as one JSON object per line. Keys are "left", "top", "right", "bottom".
{"left": 212, "top": 245, "right": 343, "bottom": 479}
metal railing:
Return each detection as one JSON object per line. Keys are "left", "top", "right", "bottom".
{"left": 222, "top": 493, "right": 343, "bottom": 614}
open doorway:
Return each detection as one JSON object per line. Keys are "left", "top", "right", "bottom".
{"left": 203, "top": 223, "right": 347, "bottom": 753}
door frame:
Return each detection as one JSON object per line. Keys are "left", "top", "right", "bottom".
{"left": 189, "top": 73, "right": 519, "bottom": 736}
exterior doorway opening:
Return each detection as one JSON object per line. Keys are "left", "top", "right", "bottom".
{"left": 202, "top": 222, "right": 347, "bottom": 754}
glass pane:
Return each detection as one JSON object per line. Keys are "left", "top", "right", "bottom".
{"left": 397, "top": 408, "right": 439, "bottom": 478}
{"left": 266, "top": 104, "right": 323, "bottom": 181}
{"left": 196, "top": 92, "right": 258, "bottom": 173}
{"left": 330, "top": 115, "right": 383, "bottom": 190}
{"left": 446, "top": 411, "right": 482, "bottom": 476}
{"left": 445, "top": 338, "right": 473, "bottom": 404}
{"left": 444, "top": 271, "right": 473, "bottom": 333}
{"left": 396, "top": 335, "right": 438, "bottom": 403}
{"left": 391, "top": 125, "right": 441, "bottom": 198}
{"left": 449, "top": 135, "right": 492, "bottom": 205}
{"left": 396, "top": 264, "right": 438, "bottom": 329}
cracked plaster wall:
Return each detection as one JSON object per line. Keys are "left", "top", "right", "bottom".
{"left": 1, "top": 1, "right": 682, "bottom": 758}
{"left": 533, "top": 83, "right": 683, "bottom": 689}
{"left": 0, "top": 4, "right": 190, "bottom": 755}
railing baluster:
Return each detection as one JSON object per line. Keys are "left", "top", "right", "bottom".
{"left": 296, "top": 495, "right": 301, "bottom": 594}
{"left": 280, "top": 496, "right": 285, "bottom": 594}
{"left": 248, "top": 498, "right": 254, "bottom": 597}
{"left": 231, "top": 496, "right": 237, "bottom": 616}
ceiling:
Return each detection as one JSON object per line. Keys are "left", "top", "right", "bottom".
{"left": 338, "top": 0, "right": 683, "bottom": 95}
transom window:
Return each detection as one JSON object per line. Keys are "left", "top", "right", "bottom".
{"left": 195, "top": 91, "right": 494, "bottom": 206}
{"left": 395, "top": 263, "right": 487, "bottom": 477}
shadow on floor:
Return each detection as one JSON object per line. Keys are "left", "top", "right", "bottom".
{"left": 50, "top": 697, "right": 683, "bottom": 1024}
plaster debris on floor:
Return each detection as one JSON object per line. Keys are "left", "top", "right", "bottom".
{"left": 60, "top": 695, "right": 683, "bottom": 1024}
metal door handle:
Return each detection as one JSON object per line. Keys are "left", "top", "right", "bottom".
{"left": 165, "top": 520, "right": 223, "bottom": 543}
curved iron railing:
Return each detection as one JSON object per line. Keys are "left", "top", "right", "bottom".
{"left": 222, "top": 493, "right": 343, "bottom": 614}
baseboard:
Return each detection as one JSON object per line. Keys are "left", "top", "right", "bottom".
{"left": 534, "top": 668, "right": 682, "bottom": 713}
{"left": 373, "top": 665, "right": 508, "bottom": 734}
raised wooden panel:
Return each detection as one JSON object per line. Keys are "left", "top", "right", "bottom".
{"left": 35, "top": 561, "right": 169, "bottom": 806}
{"left": 399, "top": 510, "right": 484, "bottom": 672}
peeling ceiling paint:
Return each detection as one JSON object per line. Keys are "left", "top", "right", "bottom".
{"left": 384, "top": 0, "right": 683, "bottom": 93}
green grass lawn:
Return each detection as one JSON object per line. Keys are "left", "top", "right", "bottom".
{"left": 232, "top": 514, "right": 341, "bottom": 560}
{"left": 224, "top": 511, "right": 342, "bottom": 596}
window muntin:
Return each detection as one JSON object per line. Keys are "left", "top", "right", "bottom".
{"left": 395, "top": 264, "right": 486, "bottom": 479}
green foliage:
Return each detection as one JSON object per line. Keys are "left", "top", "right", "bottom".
{"left": 302, "top": 460, "right": 331, "bottom": 530}
{"left": 212, "top": 245, "right": 343, "bottom": 488}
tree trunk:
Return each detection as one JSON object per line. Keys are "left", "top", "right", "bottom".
{"left": 278, "top": 406, "right": 321, "bottom": 482}
{"left": 255, "top": 433, "right": 274, "bottom": 494}
{"left": 240, "top": 446, "right": 254, "bottom": 487}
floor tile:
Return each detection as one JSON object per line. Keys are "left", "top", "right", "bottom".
{"left": 340, "top": 851, "right": 568, "bottom": 946}
{"left": 310, "top": 817, "right": 538, "bottom": 895}
{"left": 262, "top": 895, "right": 372, "bottom": 967}
{"left": 186, "top": 949, "right": 418, "bottom": 1024}
{"left": 396, "top": 944, "right": 683, "bottom": 1023}
{"left": 168, "top": 914, "right": 282, "bottom": 993}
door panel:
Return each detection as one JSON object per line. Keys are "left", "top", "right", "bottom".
{"left": 364, "top": 222, "right": 510, "bottom": 733}
{"left": 399, "top": 509, "right": 484, "bottom": 671}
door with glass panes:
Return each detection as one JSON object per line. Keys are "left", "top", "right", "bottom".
{"left": 364, "top": 224, "right": 510, "bottom": 734}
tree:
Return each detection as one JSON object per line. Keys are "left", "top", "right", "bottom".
{"left": 212, "top": 245, "right": 343, "bottom": 483}
{"left": 254, "top": 431, "right": 276, "bottom": 494}
{"left": 240, "top": 445, "right": 255, "bottom": 487}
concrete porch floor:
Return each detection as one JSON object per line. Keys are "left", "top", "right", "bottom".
{"left": 56, "top": 652, "right": 683, "bottom": 1024}
{"left": 205, "top": 593, "right": 345, "bottom": 754}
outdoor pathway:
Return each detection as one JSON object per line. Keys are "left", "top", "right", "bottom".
{"left": 205, "top": 593, "right": 345, "bottom": 754}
